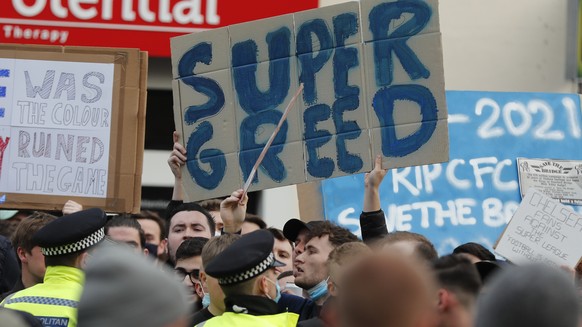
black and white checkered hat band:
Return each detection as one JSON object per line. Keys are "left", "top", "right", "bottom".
{"left": 219, "top": 253, "right": 275, "bottom": 285}
{"left": 41, "top": 228, "right": 105, "bottom": 256}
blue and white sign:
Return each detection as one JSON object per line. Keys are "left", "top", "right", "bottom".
{"left": 322, "top": 91, "right": 582, "bottom": 254}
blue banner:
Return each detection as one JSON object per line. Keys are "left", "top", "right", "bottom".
{"left": 321, "top": 91, "right": 582, "bottom": 254}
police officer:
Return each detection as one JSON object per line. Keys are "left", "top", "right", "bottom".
{"left": 198, "top": 229, "right": 299, "bottom": 327}
{"left": 1, "top": 208, "right": 107, "bottom": 327}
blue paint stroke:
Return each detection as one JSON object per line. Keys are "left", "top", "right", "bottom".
{"left": 0, "top": 108, "right": 4, "bottom": 118}
{"left": 369, "top": 1, "right": 431, "bottom": 86}
{"left": 0, "top": 70, "right": 9, "bottom": 77}
{"left": 297, "top": 19, "right": 333, "bottom": 105}
{"left": 186, "top": 121, "right": 226, "bottom": 190}
{"left": 178, "top": 43, "right": 225, "bottom": 124}
{"left": 333, "top": 46, "right": 359, "bottom": 99}
{"left": 333, "top": 96, "right": 363, "bottom": 173}
{"left": 333, "top": 12, "right": 358, "bottom": 47}
{"left": 231, "top": 27, "right": 291, "bottom": 112}
{"left": 304, "top": 104, "right": 334, "bottom": 178}
{"left": 373, "top": 84, "right": 437, "bottom": 157}
{"left": 0, "top": 194, "right": 5, "bottom": 204}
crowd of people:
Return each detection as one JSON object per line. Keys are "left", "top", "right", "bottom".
{"left": 0, "top": 136, "right": 580, "bottom": 327}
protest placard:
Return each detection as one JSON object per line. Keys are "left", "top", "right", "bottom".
{"left": 0, "top": 44, "right": 147, "bottom": 213}
{"left": 171, "top": 0, "right": 449, "bottom": 202}
{"left": 495, "top": 188, "right": 582, "bottom": 268}
{"left": 517, "top": 158, "right": 582, "bottom": 206}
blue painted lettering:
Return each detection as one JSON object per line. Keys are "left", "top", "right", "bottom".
{"left": 372, "top": 85, "right": 437, "bottom": 157}
{"left": 304, "top": 104, "right": 334, "bottom": 178}
{"left": 369, "top": 1, "right": 431, "bottom": 86}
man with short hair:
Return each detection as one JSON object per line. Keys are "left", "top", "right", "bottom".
{"left": 294, "top": 221, "right": 359, "bottom": 305}
{"left": 105, "top": 216, "right": 149, "bottom": 255}
{"left": 1, "top": 212, "right": 56, "bottom": 300}
{"left": 433, "top": 255, "right": 482, "bottom": 327}
{"left": 375, "top": 231, "right": 438, "bottom": 263}
{"left": 174, "top": 237, "right": 209, "bottom": 313}
{"left": 299, "top": 242, "right": 372, "bottom": 327}
{"left": 199, "top": 230, "right": 298, "bottom": 326}
{"left": 134, "top": 211, "right": 168, "bottom": 262}
{"left": 166, "top": 203, "right": 215, "bottom": 264}
{"left": 191, "top": 234, "right": 241, "bottom": 326}
{"left": 1, "top": 208, "right": 107, "bottom": 327}
{"left": 339, "top": 251, "right": 438, "bottom": 327}
{"left": 267, "top": 228, "right": 293, "bottom": 275}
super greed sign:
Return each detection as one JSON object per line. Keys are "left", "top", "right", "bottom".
{"left": 322, "top": 91, "right": 582, "bottom": 254}
{"left": 0, "top": 0, "right": 317, "bottom": 57}
{"left": 171, "top": 0, "right": 448, "bottom": 201}
{"left": 0, "top": 59, "right": 113, "bottom": 198}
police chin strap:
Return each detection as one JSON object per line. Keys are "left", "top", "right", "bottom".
{"left": 307, "top": 277, "right": 329, "bottom": 302}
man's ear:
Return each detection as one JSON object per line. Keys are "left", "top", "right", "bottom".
{"left": 437, "top": 288, "right": 450, "bottom": 312}
{"left": 194, "top": 280, "right": 205, "bottom": 298}
{"left": 143, "top": 247, "right": 149, "bottom": 256}
{"left": 16, "top": 247, "right": 28, "bottom": 263}
{"left": 159, "top": 239, "right": 168, "bottom": 254}
{"left": 327, "top": 280, "right": 337, "bottom": 297}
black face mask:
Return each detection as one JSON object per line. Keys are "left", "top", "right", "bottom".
{"left": 144, "top": 243, "right": 158, "bottom": 258}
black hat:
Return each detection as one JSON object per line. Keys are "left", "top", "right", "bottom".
{"left": 205, "top": 229, "right": 284, "bottom": 285}
{"left": 33, "top": 208, "right": 107, "bottom": 256}
{"left": 283, "top": 218, "right": 323, "bottom": 242}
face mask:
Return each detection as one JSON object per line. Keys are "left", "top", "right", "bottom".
{"left": 307, "top": 277, "right": 329, "bottom": 302}
{"left": 202, "top": 293, "right": 211, "bottom": 308}
{"left": 198, "top": 281, "right": 210, "bottom": 308}
{"left": 265, "top": 278, "right": 281, "bottom": 303}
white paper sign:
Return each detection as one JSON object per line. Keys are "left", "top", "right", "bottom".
{"left": 517, "top": 157, "right": 582, "bottom": 206}
{"left": 0, "top": 58, "right": 114, "bottom": 198}
{"left": 495, "top": 188, "right": 582, "bottom": 268}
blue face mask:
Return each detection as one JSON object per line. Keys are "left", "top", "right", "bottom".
{"left": 202, "top": 293, "right": 211, "bottom": 308}
{"left": 266, "top": 278, "right": 281, "bottom": 303}
{"left": 198, "top": 281, "right": 210, "bottom": 308}
{"left": 307, "top": 277, "right": 329, "bottom": 302}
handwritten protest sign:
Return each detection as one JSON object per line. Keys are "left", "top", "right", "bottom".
{"left": 495, "top": 188, "right": 582, "bottom": 268}
{"left": 0, "top": 45, "right": 147, "bottom": 213}
{"left": 518, "top": 158, "right": 582, "bottom": 206}
{"left": 171, "top": 0, "right": 449, "bottom": 201}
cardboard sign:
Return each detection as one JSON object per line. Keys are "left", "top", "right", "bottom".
{"left": 319, "top": 91, "right": 582, "bottom": 254}
{"left": 0, "top": 44, "right": 147, "bottom": 213}
{"left": 495, "top": 188, "right": 582, "bottom": 268}
{"left": 171, "top": 0, "right": 449, "bottom": 202}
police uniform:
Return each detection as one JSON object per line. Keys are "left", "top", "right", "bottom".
{"left": 1, "top": 208, "right": 106, "bottom": 327}
{"left": 198, "top": 230, "right": 299, "bottom": 327}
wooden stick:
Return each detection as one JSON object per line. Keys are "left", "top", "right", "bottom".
{"left": 240, "top": 83, "right": 304, "bottom": 204}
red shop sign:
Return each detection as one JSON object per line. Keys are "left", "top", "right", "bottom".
{"left": 0, "top": 0, "right": 319, "bottom": 57}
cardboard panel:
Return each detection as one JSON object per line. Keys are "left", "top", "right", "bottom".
{"left": 183, "top": 152, "right": 242, "bottom": 201}
{"left": 363, "top": 33, "right": 447, "bottom": 128}
{"left": 294, "top": 1, "right": 362, "bottom": 53}
{"left": 177, "top": 69, "right": 238, "bottom": 156}
{"left": 304, "top": 131, "right": 372, "bottom": 182}
{"left": 369, "top": 118, "right": 449, "bottom": 168}
{"left": 229, "top": 14, "right": 296, "bottom": 66}
{"left": 360, "top": 0, "right": 441, "bottom": 43}
{"left": 171, "top": 27, "right": 231, "bottom": 78}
